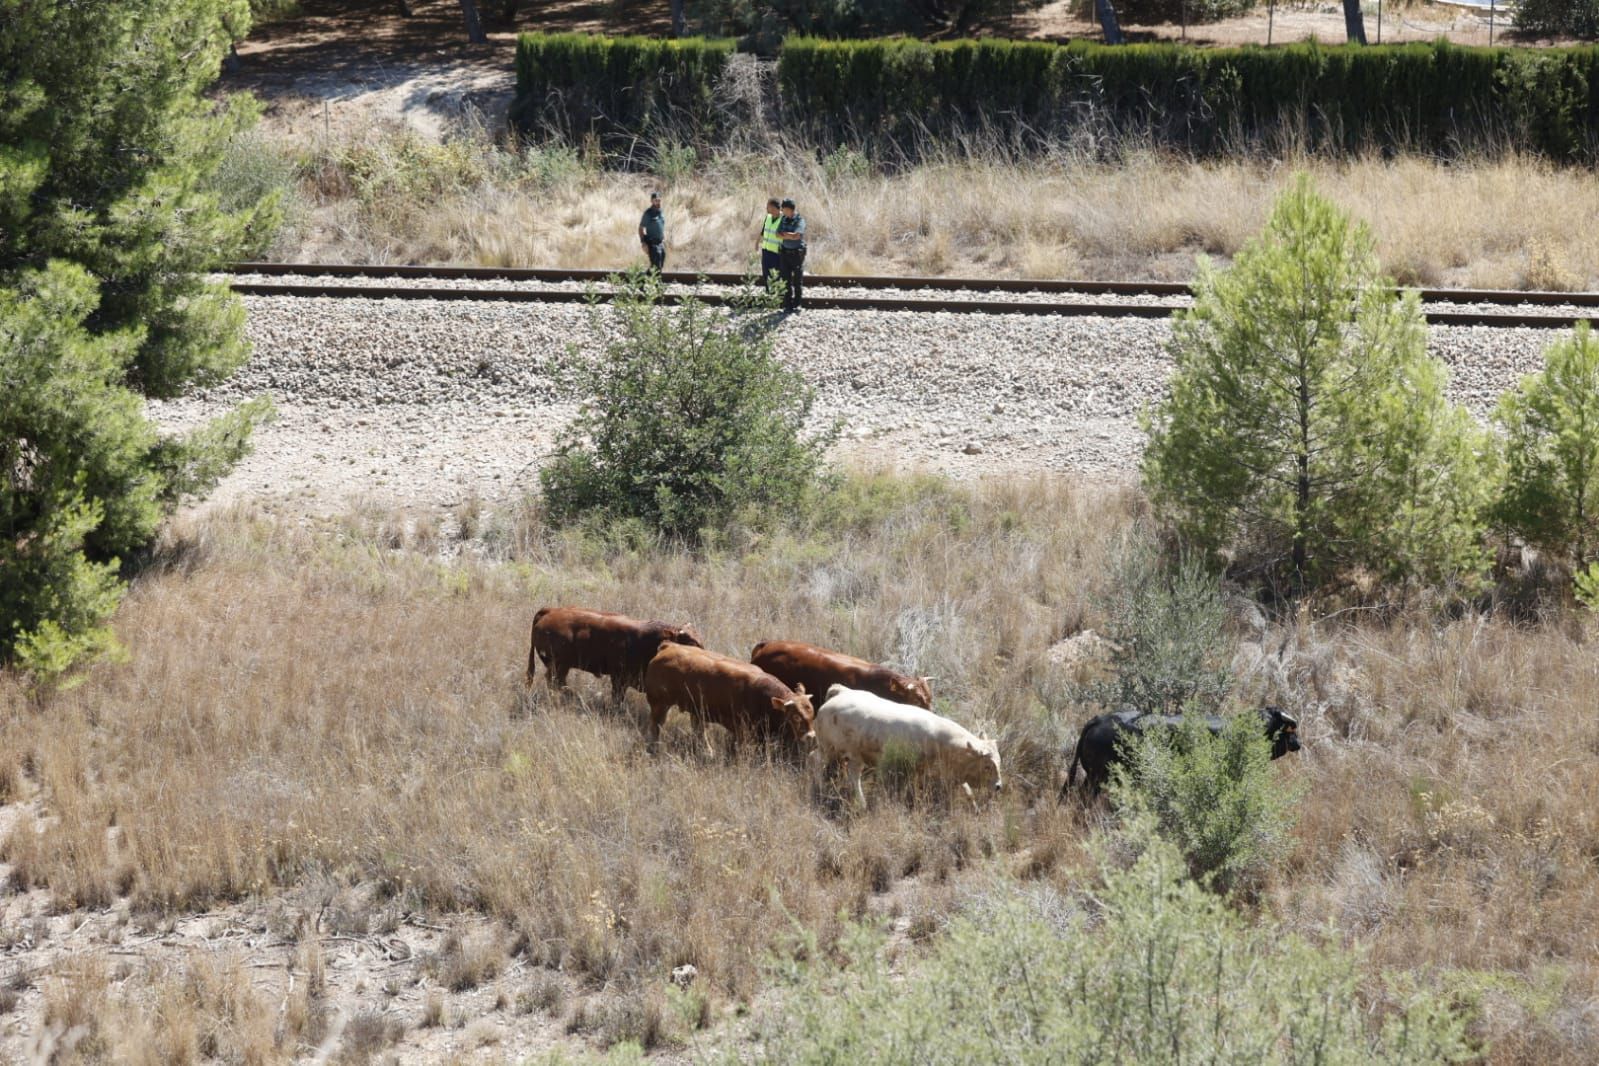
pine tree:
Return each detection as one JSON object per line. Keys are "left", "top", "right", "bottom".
{"left": 1, "top": 0, "right": 273, "bottom": 675}
{"left": 1141, "top": 176, "right": 1492, "bottom": 590}
{"left": 1494, "top": 322, "right": 1599, "bottom": 567}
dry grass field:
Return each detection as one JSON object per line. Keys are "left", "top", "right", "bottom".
{"left": 265, "top": 125, "right": 1599, "bottom": 291}
{"left": 3, "top": 473, "right": 1598, "bottom": 1061}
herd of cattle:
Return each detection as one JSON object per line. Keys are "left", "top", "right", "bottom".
{"left": 526, "top": 606, "right": 1301, "bottom": 805}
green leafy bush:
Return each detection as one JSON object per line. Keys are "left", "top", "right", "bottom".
{"left": 1142, "top": 177, "right": 1493, "bottom": 590}
{"left": 1516, "top": 0, "right": 1599, "bottom": 40}
{"left": 540, "top": 271, "right": 832, "bottom": 541}
{"left": 1494, "top": 322, "right": 1599, "bottom": 568}
{"left": 1111, "top": 713, "right": 1302, "bottom": 892}
{"left": 1083, "top": 531, "right": 1233, "bottom": 714}
{"left": 743, "top": 822, "right": 1473, "bottom": 1064}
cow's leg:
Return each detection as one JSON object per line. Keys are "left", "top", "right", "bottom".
{"left": 610, "top": 674, "right": 628, "bottom": 705}
{"left": 548, "top": 655, "right": 570, "bottom": 692}
{"left": 646, "top": 697, "right": 671, "bottom": 753}
{"left": 845, "top": 760, "right": 867, "bottom": 808}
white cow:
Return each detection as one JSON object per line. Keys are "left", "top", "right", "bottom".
{"left": 813, "top": 684, "right": 1002, "bottom": 806}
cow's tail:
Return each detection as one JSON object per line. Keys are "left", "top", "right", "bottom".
{"left": 526, "top": 608, "right": 550, "bottom": 687}
{"left": 1061, "top": 732, "right": 1085, "bottom": 802}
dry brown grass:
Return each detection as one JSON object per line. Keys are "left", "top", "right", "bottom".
{"left": 3, "top": 473, "right": 1599, "bottom": 1061}
{"left": 32, "top": 952, "right": 299, "bottom": 1064}
{"left": 0, "top": 477, "right": 1124, "bottom": 1005}
{"left": 274, "top": 123, "right": 1599, "bottom": 291}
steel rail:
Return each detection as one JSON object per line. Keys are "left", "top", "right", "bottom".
{"left": 230, "top": 261, "right": 1599, "bottom": 309}
{"left": 227, "top": 278, "right": 1597, "bottom": 329}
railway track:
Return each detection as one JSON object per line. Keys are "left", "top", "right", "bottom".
{"left": 228, "top": 262, "right": 1599, "bottom": 330}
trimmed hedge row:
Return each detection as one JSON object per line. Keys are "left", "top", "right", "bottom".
{"left": 511, "top": 33, "right": 734, "bottom": 143}
{"left": 511, "top": 33, "right": 1599, "bottom": 162}
{"left": 778, "top": 37, "right": 1599, "bottom": 160}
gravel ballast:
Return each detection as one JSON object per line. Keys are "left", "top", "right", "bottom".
{"left": 149, "top": 295, "right": 1562, "bottom": 514}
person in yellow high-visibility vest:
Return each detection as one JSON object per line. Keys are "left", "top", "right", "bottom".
{"left": 759, "top": 198, "right": 782, "bottom": 293}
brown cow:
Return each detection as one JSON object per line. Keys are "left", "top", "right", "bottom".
{"left": 750, "top": 639, "right": 932, "bottom": 710}
{"left": 644, "top": 643, "right": 815, "bottom": 754}
{"left": 526, "top": 606, "right": 703, "bottom": 702}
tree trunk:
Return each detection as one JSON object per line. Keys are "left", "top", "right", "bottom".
{"left": 671, "top": 0, "right": 686, "bottom": 37}
{"left": 1295, "top": 363, "right": 1311, "bottom": 586}
{"left": 1342, "top": 0, "right": 1367, "bottom": 44}
{"left": 1095, "top": 0, "right": 1125, "bottom": 44}
{"left": 460, "top": 0, "right": 488, "bottom": 43}
{"left": 395, "top": 0, "right": 414, "bottom": 15}
{"left": 502, "top": 0, "right": 521, "bottom": 21}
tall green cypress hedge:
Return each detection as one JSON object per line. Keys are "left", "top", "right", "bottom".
{"left": 511, "top": 34, "right": 734, "bottom": 145}
{"left": 778, "top": 38, "right": 1599, "bottom": 160}
{"left": 512, "top": 33, "right": 1599, "bottom": 162}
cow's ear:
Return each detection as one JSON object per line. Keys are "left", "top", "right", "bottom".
{"left": 793, "top": 683, "right": 807, "bottom": 696}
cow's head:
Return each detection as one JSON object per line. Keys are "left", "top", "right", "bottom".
{"left": 888, "top": 673, "right": 934, "bottom": 710}
{"left": 962, "top": 734, "right": 1003, "bottom": 794}
{"left": 1259, "top": 706, "right": 1301, "bottom": 759}
{"left": 772, "top": 684, "right": 816, "bottom": 746}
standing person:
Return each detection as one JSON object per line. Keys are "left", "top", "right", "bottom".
{"left": 777, "top": 197, "right": 806, "bottom": 312}
{"left": 639, "top": 191, "right": 666, "bottom": 273}
{"left": 760, "top": 198, "right": 782, "bottom": 293}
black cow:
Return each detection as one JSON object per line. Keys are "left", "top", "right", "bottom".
{"left": 1060, "top": 706, "right": 1300, "bottom": 800}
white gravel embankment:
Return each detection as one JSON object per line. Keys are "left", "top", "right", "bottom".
{"left": 148, "top": 295, "right": 1562, "bottom": 515}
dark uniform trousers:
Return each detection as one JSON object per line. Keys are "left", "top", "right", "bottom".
{"left": 761, "top": 249, "right": 782, "bottom": 290}
{"left": 779, "top": 247, "right": 805, "bottom": 310}
{"left": 645, "top": 242, "right": 666, "bottom": 272}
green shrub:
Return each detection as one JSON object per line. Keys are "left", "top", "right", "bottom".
{"left": 1143, "top": 176, "right": 1493, "bottom": 590}
{"left": 1083, "top": 530, "right": 1233, "bottom": 714}
{"left": 1576, "top": 561, "right": 1599, "bottom": 610}
{"left": 540, "top": 271, "right": 832, "bottom": 541}
{"left": 650, "top": 140, "right": 699, "bottom": 185}
{"left": 1111, "top": 713, "right": 1302, "bottom": 892}
{"left": 1517, "top": 0, "right": 1599, "bottom": 40}
{"left": 743, "top": 821, "right": 1473, "bottom": 1064}
{"left": 511, "top": 34, "right": 734, "bottom": 148}
{"left": 204, "top": 129, "right": 297, "bottom": 258}
{"left": 1494, "top": 322, "right": 1599, "bottom": 568}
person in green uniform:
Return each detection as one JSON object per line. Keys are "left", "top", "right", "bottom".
{"left": 760, "top": 198, "right": 782, "bottom": 293}
{"left": 639, "top": 191, "right": 666, "bottom": 273}
{"left": 776, "top": 198, "right": 806, "bottom": 312}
